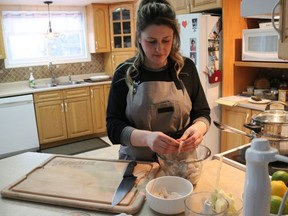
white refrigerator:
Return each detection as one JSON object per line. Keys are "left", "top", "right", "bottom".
{"left": 177, "top": 13, "right": 222, "bottom": 156}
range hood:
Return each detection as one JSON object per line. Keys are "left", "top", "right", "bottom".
{"left": 241, "top": 0, "right": 279, "bottom": 19}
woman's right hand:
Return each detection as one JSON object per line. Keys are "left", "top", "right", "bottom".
{"left": 131, "top": 130, "right": 180, "bottom": 154}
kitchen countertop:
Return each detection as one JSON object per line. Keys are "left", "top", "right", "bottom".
{"left": 0, "top": 73, "right": 112, "bottom": 98}
{"left": 217, "top": 96, "right": 285, "bottom": 111}
{"left": 0, "top": 146, "right": 245, "bottom": 216}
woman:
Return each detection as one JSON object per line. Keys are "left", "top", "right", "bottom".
{"left": 106, "top": 0, "right": 211, "bottom": 161}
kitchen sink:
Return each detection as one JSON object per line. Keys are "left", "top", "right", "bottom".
{"left": 32, "top": 80, "right": 85, "bottom": 89}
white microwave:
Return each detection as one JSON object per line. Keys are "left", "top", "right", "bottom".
{"left": 242, "top": 28, "right": 288, "bottom": 62}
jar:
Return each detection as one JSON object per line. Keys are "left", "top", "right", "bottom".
{"left": 278, "top": 89, "right": 288, "bottom": 102}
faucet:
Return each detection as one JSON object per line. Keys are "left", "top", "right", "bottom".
{"left": 48, "top": 61, "right": 57, "bottom": 86}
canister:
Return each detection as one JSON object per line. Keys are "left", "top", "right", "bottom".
{"left": 278, "top": 89, "right": 288, "bottom": 102}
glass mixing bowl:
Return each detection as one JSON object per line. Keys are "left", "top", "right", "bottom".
{"left": 157, "top": 145, "right": 211, "bottom": 185}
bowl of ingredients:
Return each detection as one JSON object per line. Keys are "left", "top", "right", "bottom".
{"left": 157, "top": 145, "right": 211, "bottom": 185}
{"left": 184, "top": 191, "right": 229, "bottom": 216}
{"left": 146, "top": 176, "right": 193, "bottom": 214}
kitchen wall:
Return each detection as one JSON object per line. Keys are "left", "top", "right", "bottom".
{"left": 0, "top": 53, "right": 104, "bottom": 83}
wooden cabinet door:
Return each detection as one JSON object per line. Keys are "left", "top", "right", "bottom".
{"left": 221, "top": 106, "right": 252, "bottom": 152}
{"left": 0, "top": 16, "right": 5, "bottom": 59}
{"left": 65, "top": 96, "right": 94, "bottom": 138}
{"left": 104, "top": 84, "right": 111, "bottom": 110}
{"left": 190, "top": 0, "right": 222, "bottom": 12}
{"left": 171, "top": 0, "right": 190, "bottom": 14}
{"left": 86, "top": 4, "right": 111, "bottom": 53}
{"left": 109, "top": 3, "right": 135, "bottom": 52}
{"left": 35, "top": 100, "right": 67, "bottom": 144}
{"left": 90, "top": 85, "right": 106, "bottom": 133}
{"left": 104, "top": 51, "right": 135, "bottom": 75}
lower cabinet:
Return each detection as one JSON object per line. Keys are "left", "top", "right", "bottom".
{"left": 90, "top": 84, "right": 110, "bottom": 133}
{"left": 221, "top": 106, "right": 261, "bottom": 152}
{"left": 34, "top": 87, "right": 93, "bottom": 145}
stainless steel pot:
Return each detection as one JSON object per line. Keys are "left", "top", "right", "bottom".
{"left": 244, "top": 101, "right": 288, "bottom": 155}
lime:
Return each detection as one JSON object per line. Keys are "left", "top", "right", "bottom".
{"left": 271, "top": 180, "right": 287, "bottom": 197}
{"left": 271, "top": 195, "right": 288, "bottom": 214}
{"left": 272, "top": 171, "right": 288, "bottom": 186}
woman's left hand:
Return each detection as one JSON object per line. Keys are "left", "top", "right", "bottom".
{"left": 178, "top": 121, "right": 207, "bottom": 152}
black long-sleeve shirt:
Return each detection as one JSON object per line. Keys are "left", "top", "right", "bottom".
{"left": 106, "top": 57, "right": 211, "bottom": 144}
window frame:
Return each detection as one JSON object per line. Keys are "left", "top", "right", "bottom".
{"left": 1, "top": 6, "right": 91, "bottom": 69}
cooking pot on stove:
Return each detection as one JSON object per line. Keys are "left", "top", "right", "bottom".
{"left": 214, "top": 101, "right": 288, "bottom": 155}
{"left": 244, "top": 101, "right": 288, "bottom": 155}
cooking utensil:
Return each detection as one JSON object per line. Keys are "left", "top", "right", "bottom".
{"left": 213, "top": 121, "right": 256, "bottom": 139}
{"left": 111, "top": 160, "right": 137, "bottom": 207}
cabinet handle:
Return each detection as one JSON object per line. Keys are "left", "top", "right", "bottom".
{"left": 61, "top": 103, "right": 64, "bottom": 112}
{"left": 65, "top": 102, "right": 68, "bottom": 112}
{"left": 95, "top": 41, "right": 98, "bottom": 50}
{"left": 112, "top": 55, "right": 115, "bottom": 64}
{"left": 90, "top": 89, "right": 93, "bottom": 98}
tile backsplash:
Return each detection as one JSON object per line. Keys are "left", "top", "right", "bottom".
{"left": 0, "top": 53, "right": 104, "bottom": 83}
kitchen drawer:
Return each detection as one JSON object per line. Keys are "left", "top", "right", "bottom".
{"left": 34, "top": 91, "right": 63, "bottom": 103}
{"left": 63, "top": 87, "right": 90, "bottom": 99}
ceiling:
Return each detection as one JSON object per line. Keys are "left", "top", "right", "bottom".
{"left": 0, "top": 0, "right": 133, "bottom": 6}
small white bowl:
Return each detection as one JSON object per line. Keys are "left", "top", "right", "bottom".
{"left": 145, "top": 176, "right": 193, "bottom": 215}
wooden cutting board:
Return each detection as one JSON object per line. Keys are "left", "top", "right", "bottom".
{"left": 1, "top": 155, "right": 160, "bottom": 214}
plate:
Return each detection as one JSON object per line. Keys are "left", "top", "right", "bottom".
{"left": 248, "top": 98, "right": 271, "bottom": 104}
{"left": 89, "top": 75, "right": 111, "bottom": 81}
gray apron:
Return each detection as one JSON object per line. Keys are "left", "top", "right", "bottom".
{"left": 119, "top": 81, "right": 192, "bottom": 161}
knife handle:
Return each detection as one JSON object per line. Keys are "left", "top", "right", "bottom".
{"left": 123, "top": 161, "right": 137, "bottom": 178}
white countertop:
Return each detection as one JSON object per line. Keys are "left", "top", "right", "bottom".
{"left": 0, "top": 146, "right": 175, "bottom": 216}
{"left": 0, "top": 73, "right": 112, "bottom": 98}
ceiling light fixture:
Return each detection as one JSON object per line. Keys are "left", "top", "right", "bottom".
{"left": 44, "top": 1, "right": 59, "bottom": 39}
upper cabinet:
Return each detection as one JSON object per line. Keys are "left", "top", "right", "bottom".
{"left": 241, "top": 0, "right": 279, "bottom": 18}
{"left": 0, "top": 16, "right": 6, "bottom": 59}
{"left": 109, "top": 3, "right": 135, "bottom": 51}
{"left": 86, "top": 4, "right": 111, "bottom": 53}
{"left": 171, "top": 0, "right": 222, "bottom": 14}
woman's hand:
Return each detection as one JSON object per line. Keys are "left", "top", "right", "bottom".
{"left": 178, "top": 121, "right": 207, "bottom": 152}
{"left": 130, "top": 130, "right": 180, "bottom": 154}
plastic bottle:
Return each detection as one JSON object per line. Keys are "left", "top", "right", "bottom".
{"left": 243, "top": 138, "right": 278, "bottom": 216}
{"left": 29, "top": 72, "right": 35, "bottom": 88}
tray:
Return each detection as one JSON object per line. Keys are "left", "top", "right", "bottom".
{"left": 1, "top": 155, "right": 160, "bottom": 214}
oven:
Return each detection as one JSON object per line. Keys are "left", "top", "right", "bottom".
{"left": 213, "top": 143, "right": 288, "bottom": 176}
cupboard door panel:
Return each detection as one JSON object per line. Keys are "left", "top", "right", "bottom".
{"left": 65, "top": 96, "right": 93, "bottom": 138}
{"left": 35, "top": 100, "right": 67, "bottom": 144}
{"left": 90, "top": 85, "right": 106, "bottom": 133}
{"left": 221, "top": 106, "right": 251, "bottom": 152}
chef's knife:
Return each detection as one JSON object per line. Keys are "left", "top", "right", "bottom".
{"left": 111, "top": 160, "right": 137, "bottom": 207}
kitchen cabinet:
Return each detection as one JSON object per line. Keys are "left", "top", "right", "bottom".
{"left": 90, "top": 84, "right": 110, "bottom": 133}
{"left": 34, "top": 87, "right": 93, "bottom": 145}
{"left": 86, "top": 4, "right": 111, "bottom": 53}
{"left": 171, "top": 0, "right": 222, "bottom": 14}
{"left": 189, "top": 0, "right": 222, "bottom": 12}
{"left": 104, "top": 50, "right": 135, "bottom": 75}
{"left": 221, "top": 105, "right": 261, "bottom": 152}
{"left": 109, "top": 3, "right": 135, "bottom": 52}
{"left": 0, "top": 16, "right": 6, "bottom": 59}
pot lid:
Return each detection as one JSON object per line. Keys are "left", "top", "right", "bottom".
{"left": 252, "top": 109, "right": 288, "bottom": 124}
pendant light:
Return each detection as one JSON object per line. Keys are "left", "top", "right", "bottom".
{"left": 44, "top": 1, "right": 59, "bottom": 39}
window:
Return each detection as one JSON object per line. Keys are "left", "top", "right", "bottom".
{"left": 2, "top": 9, "right": 90, "bottom": 68}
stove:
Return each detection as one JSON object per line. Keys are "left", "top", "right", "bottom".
{"left": 213, "top": 143, "right": 288, "bottom": 176}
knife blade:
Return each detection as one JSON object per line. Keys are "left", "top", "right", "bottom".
{"left": 111, "top": 160, "right": 137, "bottom": 207}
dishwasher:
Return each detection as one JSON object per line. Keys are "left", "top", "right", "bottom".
{"left": 0, "top": 94, "right": 39, "bottom": 158}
